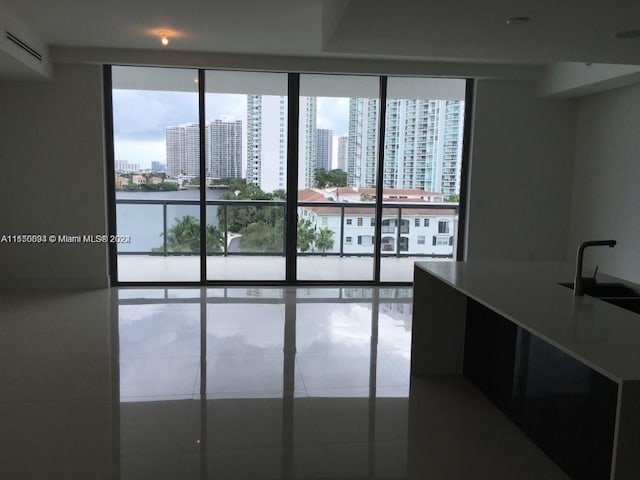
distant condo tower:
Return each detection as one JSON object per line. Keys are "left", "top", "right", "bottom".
{"left": 207, "top": 117, "right": 242, "bottom": 180}
{"left": 316, "top": 128, "right": 333, "bottom": 172}
{"left": 337, "top": 136, "right": 348, "bottom": 172}
{"left": 247, "top": 95, "right": 287, "bottom": 192}
{"left": 166, "top": 118, "right": 242, "bottom": 180}
{"left": 246, "top": 95, "right": 317, "bottom": 192}
{"left": 347, "top": 98, "right": 464, "bottom": 195}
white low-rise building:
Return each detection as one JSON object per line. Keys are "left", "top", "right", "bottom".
{"left": 298, "top": 188, "right": 457, "bottom": 256}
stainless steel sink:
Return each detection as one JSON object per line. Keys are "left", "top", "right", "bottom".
{"left": 559, "top": 282, "right": 640, "bottom": 298}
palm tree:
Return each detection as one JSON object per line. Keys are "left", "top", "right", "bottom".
{"left": 315, "top": 227, "right": 334, "bottom": 254}
{"left": 297, "top": 219, "right": 315, "bottom": 252}
{"left": 164, "top": 215, "right": 223, "bottom": 253}
{"left": 206, "top": 224, "right": 224, "bottom": 253}
{"left": 166, "top": 215, "right": 200, "bottom": 252}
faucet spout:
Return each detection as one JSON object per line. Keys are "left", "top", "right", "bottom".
{"left": 574, "top": 240, "right": 617, "bottom": 296}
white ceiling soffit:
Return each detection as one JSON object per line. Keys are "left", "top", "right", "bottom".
{"left": 0, "top": 1, "right": 51, "bottom": 80}
{"left": 538, "top": 63, "right": 640, "bottom": 98}
{"left": 322, "top": 0, "right": 640, "bottom": 65}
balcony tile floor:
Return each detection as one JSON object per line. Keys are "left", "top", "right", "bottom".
{"left": 0, "top": 286, "right": 569, "bottom": 479}
{"left": 118, "top": 255, "right": 443, "bottom": 282}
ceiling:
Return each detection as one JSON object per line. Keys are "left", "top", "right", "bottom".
{"left": 2, "top": 0, "right": 640, "bottom": 79}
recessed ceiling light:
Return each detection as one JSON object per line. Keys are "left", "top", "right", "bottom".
{"left": 613, "top": 30, "right": 640, "bottom": 40}
{"left": 506, "top": 17, "right": 530, "bottom": 25}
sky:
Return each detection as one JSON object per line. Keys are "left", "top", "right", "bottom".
{"left": 113, "top": 89, "right": 350, "bottom": 169}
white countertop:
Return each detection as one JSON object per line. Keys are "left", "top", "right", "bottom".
{"left": 415, "top": 261, "right": 640, "bottom": 382}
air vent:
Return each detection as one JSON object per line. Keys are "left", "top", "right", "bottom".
{"left": 5, "top": 30, "right": 42, "bottom": 62}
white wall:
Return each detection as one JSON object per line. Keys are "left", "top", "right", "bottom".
{"left": 466, "top": 80, "right": 578, "bottom": 262}
{"left": 568, "top": 83, "right": 640, "bottom": 283}
{"left": 0, "top": 63, "right": 108, "bottom": 288}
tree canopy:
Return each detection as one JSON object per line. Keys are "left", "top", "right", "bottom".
{"left": 156, "top": 215, "right": 223, "bottom": 253}
{"left": 314, "top": 169, "right": 347, "bottom": 188}
{"left": 217, "top": 179, "right": 286, "bottom": 253}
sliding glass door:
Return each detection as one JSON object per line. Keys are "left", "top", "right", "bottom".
{"left": 107, "top": 66, "right": 470, "bottom": 284}
{"left": 204, "top": 71, "right": 288, "bottom": 281}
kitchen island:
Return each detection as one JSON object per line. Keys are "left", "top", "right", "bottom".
{"left": 412, "top": 261, "right": 640, "bottom": 480}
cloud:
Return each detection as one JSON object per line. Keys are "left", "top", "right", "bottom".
{"left": 205, "top": 93, "right": 247, "bottom": 121}
{"left": 113, "top": 90, "right": 199, "bottom": 142}
{"left": 316, "top": 97, "right": 349, "bottom": 136}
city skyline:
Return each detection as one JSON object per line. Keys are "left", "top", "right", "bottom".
{"left": 165, "top": 118, "right": 243, "bottom": 179}
{"left": 115, "top": 89, "right": 464, "bottom": 197}
{"left": 113, "top": 90, "right": 349, "bottom": 169}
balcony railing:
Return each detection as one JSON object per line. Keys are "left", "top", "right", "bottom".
{"left": 115, "top": 199, "right": 459, "bottom": 258}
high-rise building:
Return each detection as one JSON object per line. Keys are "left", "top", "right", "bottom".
{"left": 166, "top": 123, "right": 200, "bottom": 178}
{"left": 347, "top": 98, "right": 378, "bottom": 188}
{"left": 347, "top": 98, "right": 465, "bottom": 195}
{"left": 247, "top": 95, "right": 287, "bottom": 192}
{"left": 337, "top": 136, "right": 348, "bottom": 172}
{"left": 246, "top": 95, "right": 316, "bottom": 192}
{"left": 316, "top": 128, "right": 333, "bottom": 172}
{"left": 183, "top": 123, "right": 200, "bottom": 178}
{"left": 207, "top": 117, "right": 242, "bottom": 180}
{"left": 166, "top": 126, "right": 185, "bottom": 177}
{"left": 299, "top": 97, "right": 317, "bottom": 189}
{"left": 440, "top": 101, "right": 465, "bottom": 195}
{"left": 166, "top": 119, "right": 243, "bottom": 180}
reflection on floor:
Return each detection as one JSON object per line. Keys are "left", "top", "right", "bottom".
{"left": 0, "top": 287, "right": 569, "bottom": 479}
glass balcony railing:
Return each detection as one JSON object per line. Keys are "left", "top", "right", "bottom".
{"left": 116, "top": 199, "right": 286, "bottom": 256}
{"left": 116, "top": 199, "right": 459, "bottom": 259}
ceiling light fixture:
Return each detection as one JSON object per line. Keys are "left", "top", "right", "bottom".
{"left": 613, "top": 30, "right": 640, "bottom": 40}
{"left": 158, "top": 31, "right": 169, "bottom": 46}
{"left": 506, "top": 16, "right": 530, "bottom": 25}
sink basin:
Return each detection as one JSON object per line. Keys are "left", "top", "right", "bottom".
{"left": 558, "top": 282, "right": 640, "bottom": 298}
{"left": 601, "top": 297, "right": 640, "bottom": 315}
{"left": 559, "top": 281, "right": 640, "bottom": 315}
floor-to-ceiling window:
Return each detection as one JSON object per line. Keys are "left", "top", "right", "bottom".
{"left": 106, "top": 66, "right": 471, "bottom": 284}
{"left": 379, "top": 78, "right": 466, "bottom": 282}
{"left": 297, "top": 74, "right": 380, "bottom": 281}
{"left": 111, "top": 66, "right": 201, "bottom": 282}
{"left": 204, "top": 71, "right": 288, "bottom": 281}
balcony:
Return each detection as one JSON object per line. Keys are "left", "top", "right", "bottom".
{"left": 116, "top": 198, "right": 458, "bottom": 283}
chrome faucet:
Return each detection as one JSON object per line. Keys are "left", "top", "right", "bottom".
{"left": 574, "top": 240, "right": 617, "bottom": 296}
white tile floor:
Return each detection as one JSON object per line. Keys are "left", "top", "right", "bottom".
{"left": 0, "top": 286, "right": 570, "bottom": 480}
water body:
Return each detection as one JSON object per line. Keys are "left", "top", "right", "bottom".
{"left": 116, "top": 189, "right": 227, "bottom": 201}
{"left": 115, "top": 189, "right": 229, "bottom": 252}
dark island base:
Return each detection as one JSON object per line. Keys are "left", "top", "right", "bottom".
{"left": 463, "top": 299, "right": 618, "bottom": 480}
